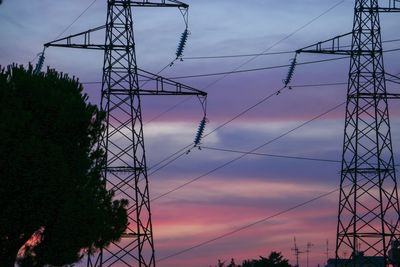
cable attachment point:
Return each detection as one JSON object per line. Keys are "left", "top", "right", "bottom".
{"left": 282, "top": 53, "right": 298, "bottom": 87}
{"left": 34, "top": 47, "right": 46, "bottom": 75}
{"left": 176, "top": 6, "right": 190, "bottom": 60}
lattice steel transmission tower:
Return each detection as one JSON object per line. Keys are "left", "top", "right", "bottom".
{"left": 297, "top": 0, "right": 400, "bottom": 265}
{"left": 45, "top": 1, "right": 206, "bottom": 266}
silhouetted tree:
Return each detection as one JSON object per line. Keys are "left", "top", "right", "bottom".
{"left": 242, "top": 251, "right": 291, "bottom": 267}
{"left": 211, "top": 251, "right": 291, "bottom": 267}
{"left": 0, "top": 64, "right": 128, "bottom": 266}
{"left": 258, "top": 251, "right": 291, "bottom": 267}
{"left": 227, "top": 258, "right": 238, "bottom": 267}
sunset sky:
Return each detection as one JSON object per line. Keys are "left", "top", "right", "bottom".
{"left": 1, "top": 0, "right": 400, "bottom": 267}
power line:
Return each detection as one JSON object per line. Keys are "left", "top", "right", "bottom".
{"left": 168, "top": 47, "right": 400, "bottom": 80}
{"left": 147, "top": 84, "right": 289, "bottom": 176}
{"left": 81, "top": 57, "right": 347, "bottom": 84}
{"left": 144, "top": 96, "right": 193, "bottom": 125}
{"left": 201, "top": 146, "right": 400, "bottom": 167}
{"left": 181, "top": 38, "right": 400, "bottom": 61}
{"left": 55, "top": 0, "right": 99, "bottom": 40}
{"left": 157, "top": 185, "right": 341, "bottom": 262}
{"left": 32, "top": 0, "right": 99, "bottom": 63}
{"left": 167, "top": 57, "right": 348, "bottom": 80}
{"left": 147, "top": 79, "right": 352, "bottom": 176}
{"left": 80, "top": 49, "right": 400, "bottom": 84}
{"left": 146, "top": 45, "right": 400, "bottom": 175}
{"left": 148, "top": 146, "right": 190, "bottom": 174}
{"left": 183, "top": 50, "right": 294, "bottom": 60}
{"left": 151, "top": 102, "right": 345, "bottom": 201}
{"left": 80, "top": 0, "right": 348, "bottom": 144}
{"left": 290, "top": 82, "right": 347, "bottom": 88}
{"left": 131, "top": 0, "right": 348, "bottom": 179}
{"left": 201, "top": 146, "right": 341, "bottom": 163}
{"left": 202, "top": 0, "right": 346, "bottom": 89}
{"left": 144, "top": 44, "right": 400, "bottom": 174}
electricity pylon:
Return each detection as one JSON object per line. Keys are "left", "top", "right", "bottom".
{"left": 45, "top": 1, "right": 206, "bottom": 266}
{"left": 297, "top": 1, "right": 400, "bottom": 266}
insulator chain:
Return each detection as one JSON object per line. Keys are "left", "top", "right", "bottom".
{"left": 194, "top": 116, "right": 207, "bottom": 147}
{"left": 187, "top": 95, "right": 208, "bottom": 154}
{"left": 282, "top": 53, "right": 298, "bottom": 88}
{"left": 34, "top": 47, "right": 46, "bottom": 75}
{"left": 176, "top": 28, "right": 189, "bottom": 59}
{"left": 174, "top": 6, "right": 190, "bottom": 62}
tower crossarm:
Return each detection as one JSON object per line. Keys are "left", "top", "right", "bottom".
{"left": 376, "top": 0, "right": 400, "bottom": 12}
{"left": 296, "top": 32, "right": 354, "bottom": 55}
{"left": 137, "top": 68, "right": 207, "bottom": 96}
{"left": 44, "top": 25, "right": 106, "bottom": 50}
{"left": 129, "top": 0, "right": 188, "bottom": 8}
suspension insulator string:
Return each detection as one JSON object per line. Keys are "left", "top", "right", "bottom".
{"left": 33, "top": 47, "right": 46, "bottom": 75}
{"left": 282, "top": 53, "right": 298, "bottom": 88}
{"left": 187, "top": 96, "right": 208, "bottom": 154}
{"left": 176, "top": 28, "right": 189, "bottom": 60}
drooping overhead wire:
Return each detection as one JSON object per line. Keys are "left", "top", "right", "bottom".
{"left": 147, "top": 79, "right": 350, "bottom": 175}
{"left": 201, "top": 146, "right": 341, "bottom": 164}
{"left": 169, "top": 47, "right": 400, "bottom": 80}
{"left": 81, "top": 47, "right": 400, "bottom": 85}
{"left": 55, "top": 0, "right": 99, "bottom": 40}
{"left": 202, "top": 0, "right": 346, "bottom": 89}
{"left": 180, "top": 38, "right": 400, "bottom": 60}
{"left": 104, "top": 0, "right": 349, "bottom": 182}
{"left": 81, "top": 57, "right": 348, "bottom": 84}
{"left": 147, "top": 85, "right": 287, "bottom": 174}
{"left": 151, "top": 102, "right": 345, "bottom": 201}
{"left": 143, "top": 45, "right": 400, "bottom": 175}
{"left": 144, "top": 96, "right": 193, "bottom": 125}
{"left": 183, "top": 50, "right": 294, "bottom": 60}
{"left": 81, "top": 0, "right": 348, "bottom": 145}
{"left": 167, "top": 56, "right": 348, "bottom": 80}
{"left": 200, "top": 146, "right": 400, "bottom": 167}
{"left": 31, "top": 0, "right": 99, "bottom": 63}
{"left": 157, "top": 185, "right": 342, "bottom": 262}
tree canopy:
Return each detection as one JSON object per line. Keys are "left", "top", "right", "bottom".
{"left": 0, "top": 64, "right": 128, "bottom": 266}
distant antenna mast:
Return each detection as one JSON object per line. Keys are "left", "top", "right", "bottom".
{"left": 306, "top": 242, "right": 314, "bottom": 267}
{"left": 326, "top": 239, "right": 330, "bottom": 262}
{"left": 292, "top": 237, "right": 304, "bottom": 267}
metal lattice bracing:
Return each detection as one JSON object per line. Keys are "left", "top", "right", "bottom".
{"left": 89, "top": 2, "right": 155, "bottom": 266}
{"left": 336, "top": 0, "right": 400, "bottom": 264}
{"left": 45, "top": 1, "right": 206, "bottom": 266}
{"left": 297, "top": 0, "right": 400, "bottom": 265}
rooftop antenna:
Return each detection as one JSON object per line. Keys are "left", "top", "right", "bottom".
{"left": 292, "top": 237, "right": 304, "bottom": 267}
{"left": 306, "top": 242, "right": 314, "bottom": 267}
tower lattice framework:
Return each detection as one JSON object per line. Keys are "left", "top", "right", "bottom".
{"left": 45, "top": 1, "right": 206, "bottom": 266}
{"left": 337, "top": 0, "right": 399, "bottom": 262}
{"left": 95, "top": 2, "right": 154, "bottom": 266}
{"left": 297, "top": 0, "right": 400, "bottom": 265}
